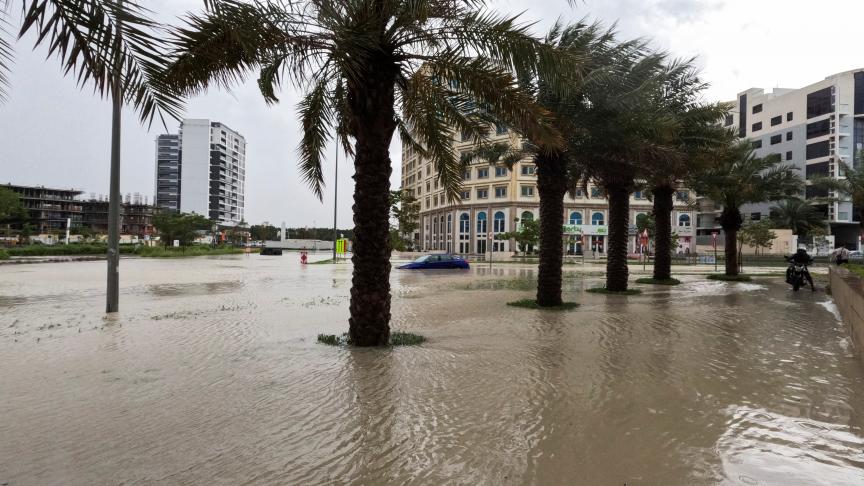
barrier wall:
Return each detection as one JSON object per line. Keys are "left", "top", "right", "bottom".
{"left": 829, "top": 265, "right": 864, "bottom": 356}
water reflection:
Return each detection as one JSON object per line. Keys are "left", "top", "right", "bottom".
{"left": 0, "top": 259, "right": 862, "bottom": 484}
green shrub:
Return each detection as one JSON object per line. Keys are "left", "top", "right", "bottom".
{"left": 0, "top": 249, "right": 9, "bottom": 260}
{"left": 706, "top": 274, "right": 752, "bottom": 282}
{"left": 317, "top": 331, "right": 425, "bottom": 346}
{"left": 635, "top": 277, "right": 681, "bottom": 286}
{"left": 586, "top": 287, "right": 642, "bottom": 295}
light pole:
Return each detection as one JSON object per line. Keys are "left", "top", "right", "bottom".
{"left": 106, "top": 0, "right": 123, "bottom": 313}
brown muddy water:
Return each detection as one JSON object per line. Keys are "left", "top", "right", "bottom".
{"left": 0, "top": 255, "right": 863, "bottom": 485}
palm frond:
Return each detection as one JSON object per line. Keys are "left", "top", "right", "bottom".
{"left": 297, "top": 77, "right": 334, "bottom": 200}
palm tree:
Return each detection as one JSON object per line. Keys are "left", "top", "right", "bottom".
{"left": 2, "top": 1, "right": 184, "bottom": 312}
{"left": 571, "top": 48, "right": 670, "bottom": 291}
{"left": 162, "top": 0, "right": 576, "bottom": 345}
{"left": 690, "top": 137, "right": 802, "bottom": 276}
{"left": 769, "top": 198, "right": 826, "bottom": 237}
{"left": 642, "top": 60, "right": 728, "bottom": 281}
{"left": 811, "top": 153, "right": 864, "bottom": 236}
{"left": 524, "top": 19, "right": 622, "bottom": 306}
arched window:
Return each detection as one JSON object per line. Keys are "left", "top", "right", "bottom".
{"left": 678, "top": 213, "right": 691, "bottom": 227}
{"left": 570, "top": 211, "right": 583, "bottom": 225}
{"left": 592, "top": 212, "right": 604, "bottom": 225}
{"left": 521, "top": 211, "right": 534, "bottom": 222}
{"left": 494, "top": 211, "right": 506, "bottom": 232}
{"left": 459, "top": 213, "right": 470, "bottom": 233}
{"left": 447, "top": 214, "right": 453, "bottom": 233}
{"left": 476, "top": 211, "right": 487, "bottom": 233}
{"left": 432, "top": 216, "right": 438, "bottom": 236}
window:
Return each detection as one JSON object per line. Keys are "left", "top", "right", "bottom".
{"left": 495, "top": 166, "right": 508, "bottom": 177}
{"left": 493, "top": 211, "right": 506, "bottom": 232}
{"left": 447, "top": 214, "right": 452, "bottom": 233}
{"left": 634, "top": 190, "right": 646, "bottom": 200}
{"left": 459, "top": 213, "right": 470, "bottom": 233}
{"left": 806, "top": 119, "right": 831, "bottom": 139}
{"left": 752, "top": 140, "right": 763, "bottom": 149}
{"left": 750, "top": 213, "right": 762, "bottom": 221}
{"left": 569, "top": 211, "right": 583, "bottom": 225}
{"left": 771, "top": 115, "right": 782, "bottom": 126}
{"left": 676, "top": 191, "right": 690, "bottom": 202}
{"left": 752, "top": 122, "right": 762, "bottom": 132}
{"left": 495, "top": 123, "right": 507, "bottom": 135}
{"left": 521, "top": 185, "right": 534, "bottom": 197}
{"left": 521, "top": 164, "right": 536, "bottom": 175}
{"left": 462, "top": 170, "right": 471, "bottom": 181}
{"left": 724, "top": 114, "right": 734, "bottom": 127}
{"left": 477, "top": 188, "right": 489, "bottom": 199}
{"left": 591, "top": 212, "right": 604, "bottom": 225}
{"left": 460, "top": 190, "right": 471, "bottom": 200}
{"left": 573, "top": 188, "right": 584, "bottom": 198}
{"left": 476, "top": 212, "right": 487, "bottom": 233}
{"left": 477, "top": 168, "right": 489, "bottom": 179}
{"left": 752, "top": 104, "right": 763, "bottom": 114}
{"left": 590, "top": 187, "right": 604, "bottom": 199}
{"left": 425, "top": 197, "right": 430, "bottom": 208}
{"left": 494, "top": 186, "right": 507, "bottom": 198}
{"left": 806, "top": 140, "right": 830, "bottom": 160}
{"left": 786, "top": 131, "right": 793, "bottom": 141}
{"left": 521, "top": 211, "right": 534, "bottom": 222}
{"left": 786, "top": 151, "right": 793, "bottom": 161}
{"left": 770, "top": 134, "right": 782, "bottom": 145}
{"left": 787, "top": 112, "right": 794, "bottom": 122}
{"left": 839, "top": 211, "right": 850, "bottom": 220}
{"left": 806, "top": 161, "right": 829, "bottom": 179}
{"left": 678, "top": 214, "right": 691, "bottom": 227}
{"left": 426, "top": 181, "right": 431, "bottom": 192}
{"left": 806, "top": 87, "right": 834, "bottom": 119}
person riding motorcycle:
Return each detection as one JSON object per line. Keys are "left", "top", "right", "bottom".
{"left": 785, "top": 248, "right": 815, "bottom": 291}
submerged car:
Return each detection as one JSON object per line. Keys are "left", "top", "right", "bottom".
{"left": 398, "top": 254, "right": 470, "bottom": 270}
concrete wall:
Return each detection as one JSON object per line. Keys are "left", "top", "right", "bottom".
{"left": 829, "top": 265, "right": 864, "bottom": 356}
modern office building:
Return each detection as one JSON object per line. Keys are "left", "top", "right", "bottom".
{"left": 2, "top": 183, "right": 83, "bottom": 233}
{"left": 154, "top": 119, "right": 246, "bottom": 225}
{"left": 401, "top": 129, "right": 696, "bottom": 255}
{"left": 706, "top": 69, "right": 864, "bottom": 248}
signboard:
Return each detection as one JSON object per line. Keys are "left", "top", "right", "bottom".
{"left": 711, "top": 231, "right": 718, "bottom": 249}
{"left": 563, "top": 224, "right": 608, "bottom": 236}
{"left": 698, "top": 255, "right": 716, "bottom": 264}
{"left": 335, "top": 238, "right": 349, "bottom": 254}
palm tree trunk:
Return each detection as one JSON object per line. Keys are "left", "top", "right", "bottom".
{"left": 535, "top": 152, "right": 566, "bottom": 306}
{"left": 720, "top": 207, "right": 743, "bottom": 276}
{"left": 347, "top": 69, "right": 397, "bottom": 346}
{"left": 652, "top": 185, "right": 674, "bottom": 281}
{"left": 605, "top": 183, "right": 630, "bottom": 291}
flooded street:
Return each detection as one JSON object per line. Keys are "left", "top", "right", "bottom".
{"left": 1, "top": 256, "right": 863, "bottom": 485}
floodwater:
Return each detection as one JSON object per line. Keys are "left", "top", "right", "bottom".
{"left": 1, "top": 256, "right": 863, "bottom": 485}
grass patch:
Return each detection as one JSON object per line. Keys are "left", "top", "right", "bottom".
{"left": 707, "top": 274, "right": 753, "bottom": 282}
{"left": 137, "top": 246, "right": 252, "bottom": 258}
{"left": 462, "top": 278, "right": 536, "bottom": 291}
{"left": 506, "top": 299, "right": 580, "bottom": 310}
{"left": 310, "top": 258, "right": 350, "bottom": 264}
{"left": 635, "top": 277, "right": 681, "bottom": 286}
{"left": 841, "top": 263, "right": 864, "bottom": 279}
{"left": 317, "top": 331, "right": 426, "bottom": 347}
{"left": 0, "top": 249, "right": 8, "bottom": 260}
{"left": 586, "top": 287, "right": 642, "bottom": 295}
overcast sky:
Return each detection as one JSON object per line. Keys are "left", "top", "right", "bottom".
{"left": 1, "top": 0, "right": 862, "bottom": 227}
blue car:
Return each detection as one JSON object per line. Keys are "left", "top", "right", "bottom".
{"left": 398, "top": 254, "right": 470, "bottom": 270}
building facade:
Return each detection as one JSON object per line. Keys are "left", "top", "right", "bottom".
{"left": 400, "top": 131, "right": 696, "bottom": 255}
{"left": 154, "top": 119, "right": 246, "bottom": 225}
{"left": 81, "top": 194, "right": 155, "bottom": 237}
{"left": 2, "top": 183, "right": 83, "bottom": 233}
{"left": 711, "top": 69, "right": 864, "bottom": 249}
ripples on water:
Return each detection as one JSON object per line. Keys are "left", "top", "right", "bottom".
{"left": 0, "top": 257, "right": 863, "bottom": 485}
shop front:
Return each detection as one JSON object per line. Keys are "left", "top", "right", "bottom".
{"left": 563, "top": 224, "right": 609, "bottom": 255}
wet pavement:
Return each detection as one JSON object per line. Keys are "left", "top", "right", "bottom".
{"left": 0, "top": 255, "right": 862, "bottom": 485}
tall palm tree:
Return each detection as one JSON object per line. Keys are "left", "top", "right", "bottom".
{"left": 162, "top": 0, "right": 576, "bottom": 345}
{"left": 769, "top": 198, "right": 826, "bottom": 237}
{"left": 690, "top": 137, "right": 802, "bottom": 276}
{"left": 811, "top": 153, "right": 864, "bottom": 235}
{"left": 571, "top": 48, "right": 670, "bottom": 291}
{"left": 642, "top": 60, "right": 728, "bottom": 281}
{"left": 2, "top": 0, "right": 184, "bottom": 312}
{"left": 524, "top": 19, "right": 622, "bottom": 306}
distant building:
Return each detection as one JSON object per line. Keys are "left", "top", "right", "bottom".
{"left": 709, "top": 68, "right": 864, "bottom": 249}
{"left": 154, "top": 119, "right": 247, "bottom": 225}
{"left": 2, "top": 183, "right": 83, "bottom": 233}
{"left": 80, "top": 194, "right": 155, "bottom": 237}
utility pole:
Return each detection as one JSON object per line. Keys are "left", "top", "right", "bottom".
{"left": 332, "top": 143, "right": 339, "bottom": 261}
{"left": 106, "top": 0, "right": 123, "bottom": 313}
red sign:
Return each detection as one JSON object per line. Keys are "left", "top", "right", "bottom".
{"left": 639, "top": 230, "right": 649, "bottom": 247}
{"left": 711, "top": 231, "right": 718, "bottom": 249}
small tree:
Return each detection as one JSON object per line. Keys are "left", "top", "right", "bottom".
{"left": 739, "top": 220, "right": 776, "bottom": 256}
{"left": 153, "top": 212, "right": 212, "bottom": 247}
{"left": 389, "top": 189, "right": 420, "bottom": 251}
{"left": 0, "top": 187, "right": 27, "bottom": 239}
{"left": 250, "top": 224, "right": 279, "bottom": 241}
{"left": 498, "top": 218, "right": 540, "bottom": 255}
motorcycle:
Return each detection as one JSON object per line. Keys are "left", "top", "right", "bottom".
{"left": 784, "top": 256, "right": 812, "bottom": 292}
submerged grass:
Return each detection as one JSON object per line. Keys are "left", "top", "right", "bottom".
{"left": 461, "top": 278, "right": 536, "bottom": 291}
{"left": 841, "top": 263, "right": 864, "bottom": 279}
{"left": 506, "top": 299, "right": 580, "bottom": 311}
{"left": 317, "top": 331, "right": 426, "bottom": 347}
{"left": 586, "top": 287, "right": 642, "bottom": 295}
{"left": 635, "top": 277, "right": 681, "bottom": 286}
{"left": 707, "top": 274, "right": 753, "bottom": 282}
